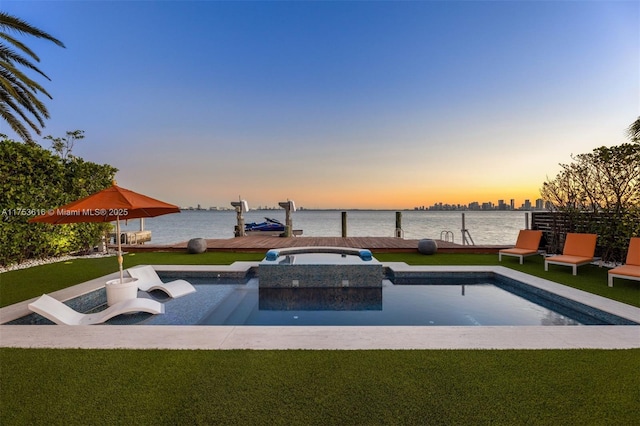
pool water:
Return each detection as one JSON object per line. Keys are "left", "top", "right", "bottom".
{"left": 199, "top": 281, "right": 591, "bottom": 326}
{"left": 10, "top": 273, "right": 635, "bottom": 327}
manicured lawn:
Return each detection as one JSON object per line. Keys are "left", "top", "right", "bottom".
{"left": 2, "top": 252, "right": 639, "bottom": 424}
{"left": 2, "top": 348, "right": 639, "bottom": 425}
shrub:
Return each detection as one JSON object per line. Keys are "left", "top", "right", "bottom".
{"left": 0, "top": 138, "right": 117, "bottom": 266}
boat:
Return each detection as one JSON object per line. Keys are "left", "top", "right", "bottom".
{"left": 238, "top": 217, "right": 303, "bottom": 237}
{"left": 245, "top": 217, "right": 286, "bottom": 234}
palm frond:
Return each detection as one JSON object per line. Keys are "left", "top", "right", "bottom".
{"left": 0, "top": 59, "right": 53, "bottom": 98}
{"left": 0, "top": 33, "right": 40, "bottom": 61}
{"left": 0, "top": 92, "right": 39, "bottom": 142}
{"left": 0, "top": 12, "right": 65, "bottom": 48}
{"left": 0, "top": 11, "right": 63, "bottom": 142}
{"left": 0, "top": 44, "right": 52, "bottom": 80}
{"left": 0, "top": 83, "right": 48, "bottom": 128}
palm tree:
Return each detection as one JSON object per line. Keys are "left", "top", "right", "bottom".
{"left": 0, "top": 11, "right": 65, "bottom": 143}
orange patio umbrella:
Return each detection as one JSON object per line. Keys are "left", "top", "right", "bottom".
{"left": 30, "top": 183, "right": 180, "bottom": 282}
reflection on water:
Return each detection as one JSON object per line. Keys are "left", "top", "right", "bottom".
{"left": 259, "top": 288, "right": 382, "bottom": 311}
{"left": 200, "top": 283, "right": 588, "bottom": 326}
{"left": 541, "top": 311, "right": 579, "bottom": 326}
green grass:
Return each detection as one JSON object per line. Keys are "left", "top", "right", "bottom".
{"left": 1, "top": 348, "right": 638, "bottom": 425}
{"left": 2, "top": 253, "right": 639, "bottom": 424}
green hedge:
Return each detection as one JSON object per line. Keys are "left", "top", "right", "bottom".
{"left": 0, "top": 139, "right": 117, "bottom": 266}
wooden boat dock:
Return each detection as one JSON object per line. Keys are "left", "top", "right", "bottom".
{"left": 121, "top": 236, "right": 508, "bottom": 254}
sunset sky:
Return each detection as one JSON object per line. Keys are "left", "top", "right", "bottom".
{"left": 2, "top": 1, "right": 638, "bottom": 209}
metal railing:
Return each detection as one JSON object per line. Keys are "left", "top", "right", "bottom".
{"left": 440, "top": 230, "right": 454, "bottom": 243}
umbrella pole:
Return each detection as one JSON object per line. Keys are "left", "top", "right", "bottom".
{"left": 116, "top": 216, "right": 124, "bottom": 282}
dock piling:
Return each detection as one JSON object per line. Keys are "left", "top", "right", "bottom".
{"left": 278, "top": 200, "right": 296, "bottom": 238}
{"left": 395, "top": 211, "right": 403, "bottom": 238}
{"left": 342, "top": 212, "right": 347, "bottom": 237}
{"left": 231, "top": 199, "right": 248, "bottom": 237}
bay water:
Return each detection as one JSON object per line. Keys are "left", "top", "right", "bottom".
{"left": 119, "top": 210, "right": 532, "bottom": 246}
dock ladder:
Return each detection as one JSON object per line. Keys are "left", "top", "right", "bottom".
{"left": 440, "top": 230, "right": 454, "bottom": 243}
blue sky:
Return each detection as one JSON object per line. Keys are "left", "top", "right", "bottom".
{"left": 2, "top": 0, "right": 638, "bottom": 209}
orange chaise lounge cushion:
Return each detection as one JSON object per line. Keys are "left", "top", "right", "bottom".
{"left": 608, "top": 237, "right": 640, "bottom": 287}
{"left": 544, "top": 233, "right": 597, "bottom": 275}
{"left": 499, "top": 230, "right": 543, "bottom": 264}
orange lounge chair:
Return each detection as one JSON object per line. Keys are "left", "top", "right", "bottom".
{"left": 544, "top": 233, "right": 597, "bottom": 275}
{"left": 499, "top": 230, "right": 543, "bottom": 264}
{"left": 608, "top": 237, "right": 640, "bottom": 287}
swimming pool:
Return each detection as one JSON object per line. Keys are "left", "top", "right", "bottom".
{"left": 6, "top": 266, "right": 637, "bottom": 327}
{"left": 2, "top": 263, "right": 639, "bottom": 349}
{"left": 198, "top": 280, "right": 593, "bottom": 326}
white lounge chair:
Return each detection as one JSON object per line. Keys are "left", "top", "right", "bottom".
{"left": 127, "top": 265, "right": 196, "bottom": 298}
{"left": 28, "top": 294, "right": 164, "bottom": 325}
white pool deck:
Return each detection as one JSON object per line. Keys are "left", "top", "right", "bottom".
{"left": 1, "top": 263, "right": 639, "bottom": 350}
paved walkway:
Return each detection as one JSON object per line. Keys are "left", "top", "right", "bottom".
{"left": 2, "top": 324, "right": 638, "bottom": 350}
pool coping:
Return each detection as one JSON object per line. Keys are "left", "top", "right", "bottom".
{"left": 1, "top": 263, "right": 639, "bottom": 350}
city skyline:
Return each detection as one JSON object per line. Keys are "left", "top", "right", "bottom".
{"left": 420, "top": 197, "right": 546, "bottom": 211}
{"left": 184, "top": 196, "right": 546, "bottom": 212}
{"left": 2, "top": 1, "right": 637, "bottom": 209}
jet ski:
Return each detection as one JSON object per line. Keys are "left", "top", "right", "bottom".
{"left": 244, "top": 217, "right": 285, "bottom": 233}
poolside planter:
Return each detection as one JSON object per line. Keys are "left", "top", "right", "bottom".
{"left": 105, "top": 277, "right": 139, "bottom": 306}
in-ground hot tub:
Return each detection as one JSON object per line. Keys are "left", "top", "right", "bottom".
{"left": 259, "top": 246, "right": 383, "bottom": 288}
